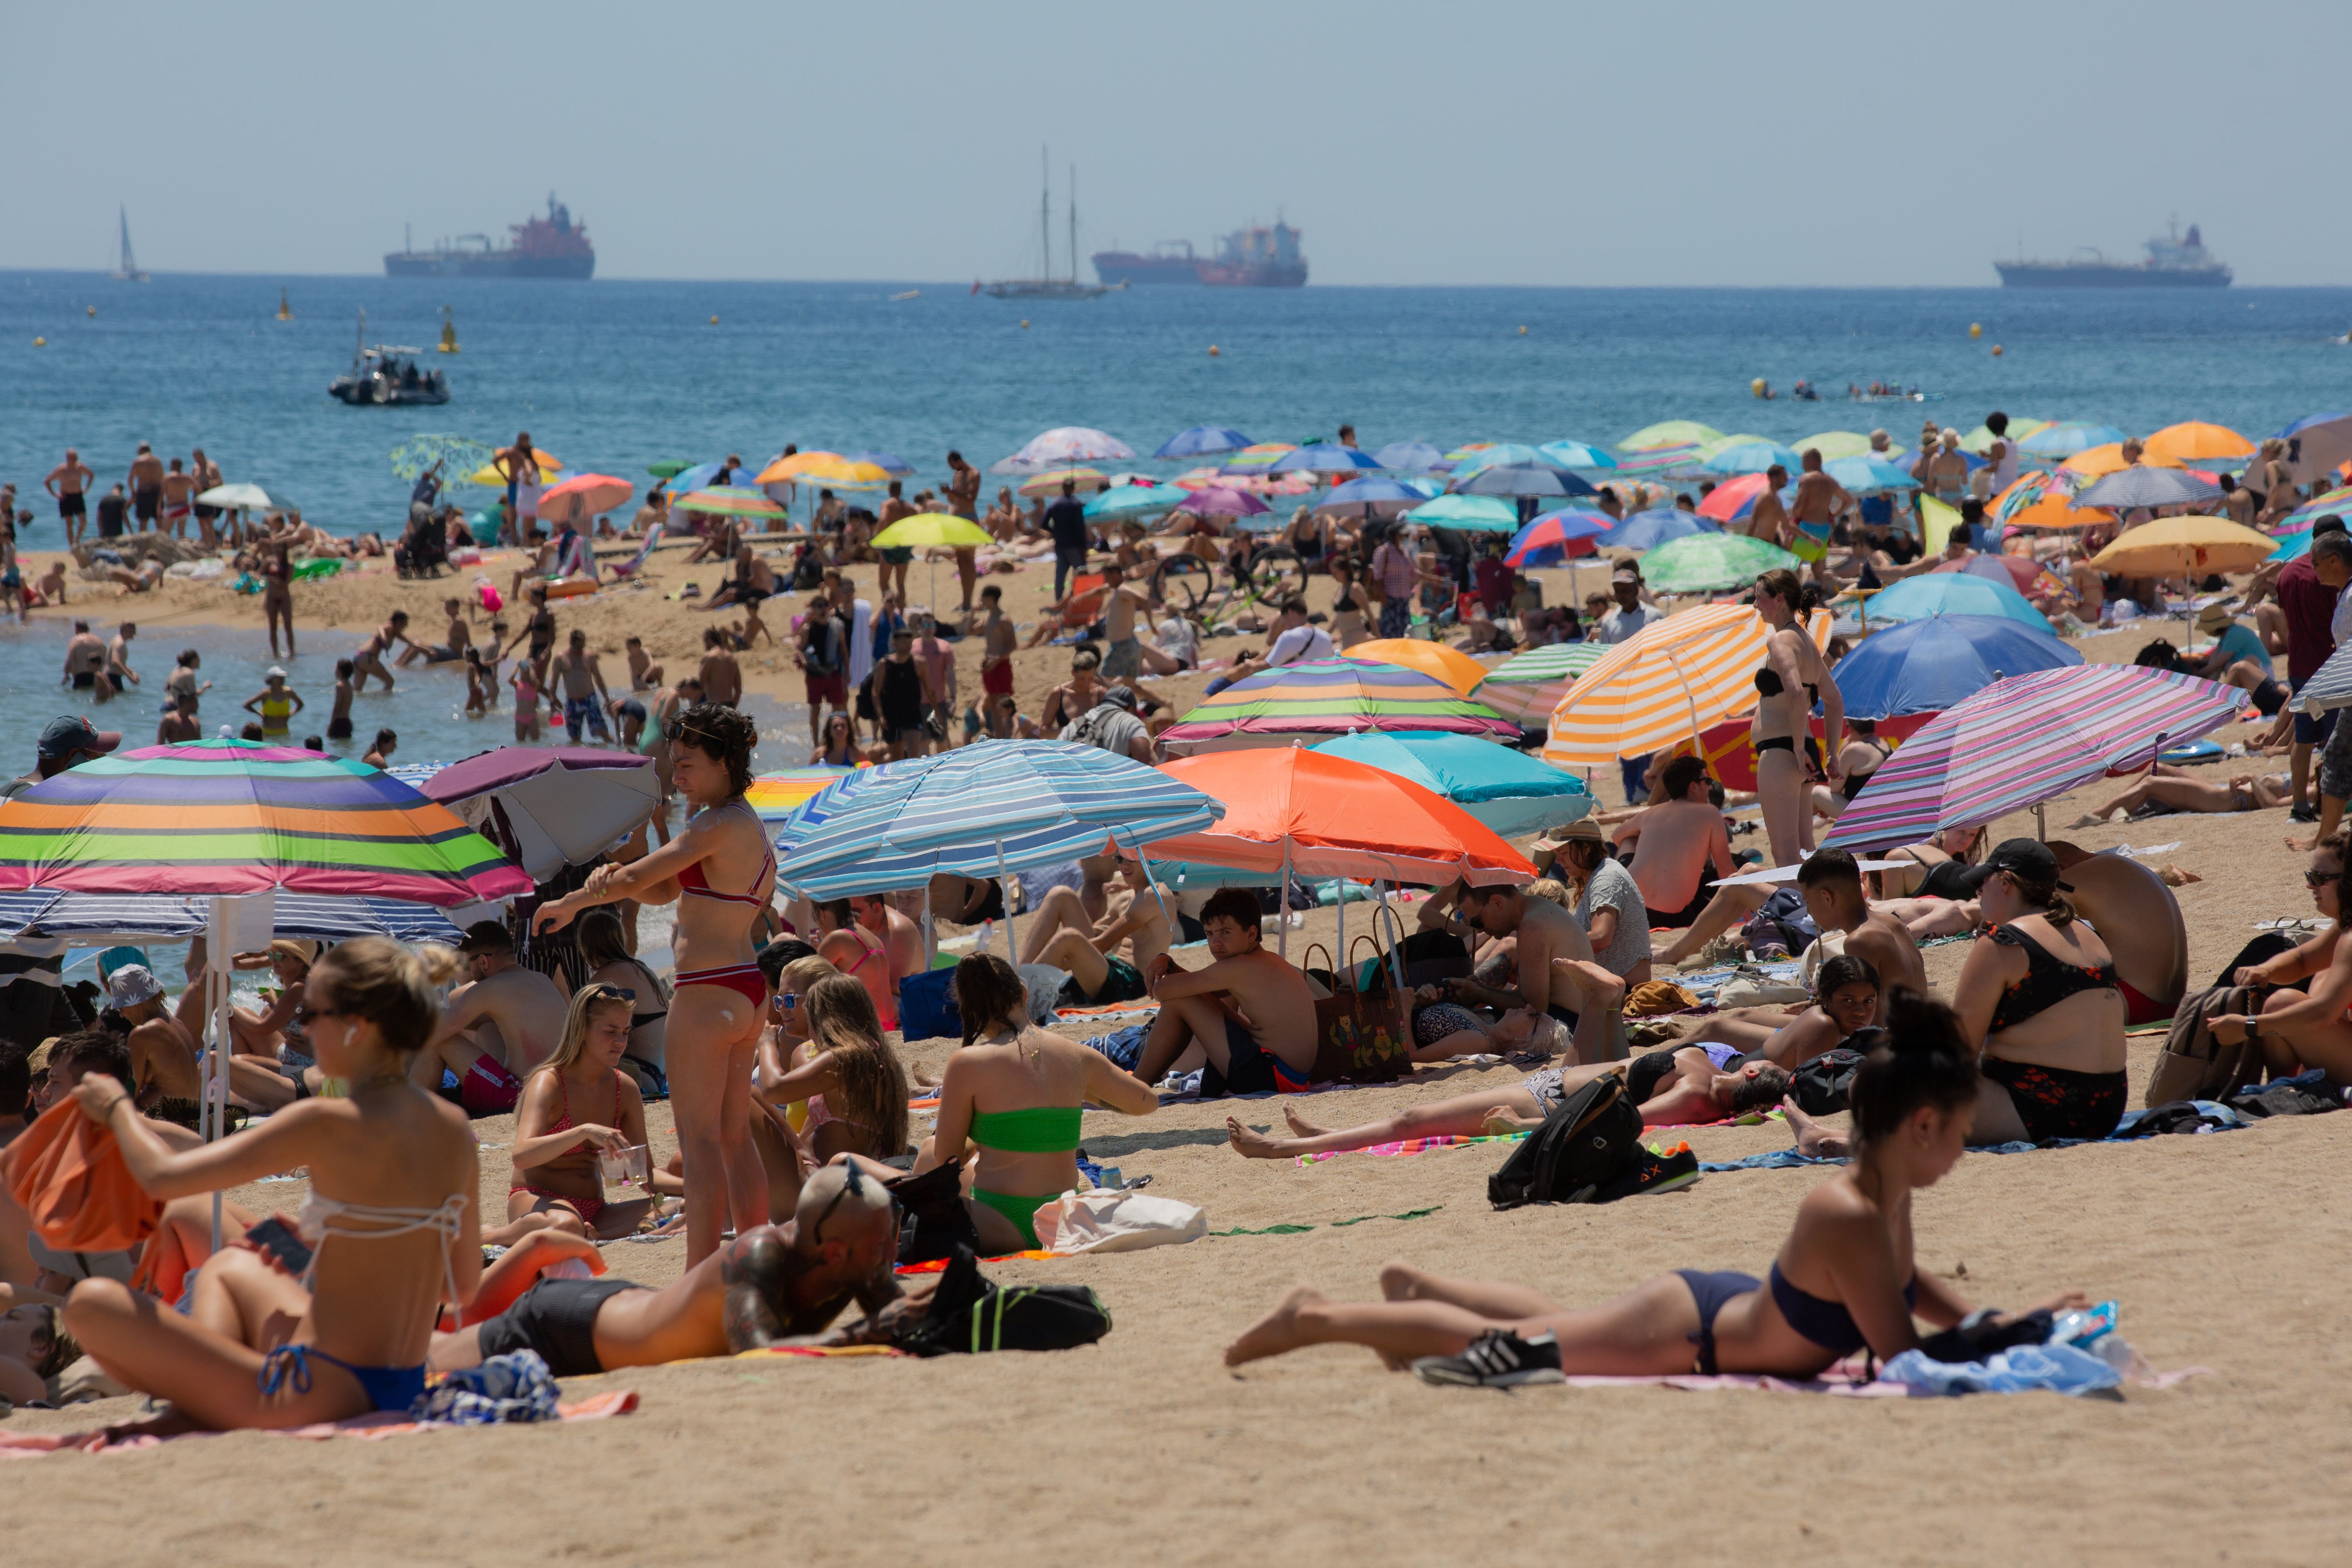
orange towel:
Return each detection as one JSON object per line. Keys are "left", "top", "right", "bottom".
{"left": 1, "top": 1100, "right": 163, "bottom": 1254}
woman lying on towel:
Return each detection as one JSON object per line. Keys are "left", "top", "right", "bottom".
{"left": 1662, "top": 956, "right": 1882, "bottom": 1071}
{"left": 59, "top": 939, "right": 482, "bottom": 1433}
{"left": 1225, "top": 991, "right": 2085, "bottom": 1381}
{"left": 1225, "top": 1045, "right": 1793, "bottom": 1160}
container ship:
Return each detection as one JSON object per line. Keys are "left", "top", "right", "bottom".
{"left": 384, "top": 194, "right": 594, "bottom": 279}
{"left": 1091, "top": 222, "right": 1308, "bottom": 287}
{"left": 1994, "top": 222, "right": 2229, "bottom": 289}
{"left": 1090, "top": 240, "right": 1202, "bottom": 286}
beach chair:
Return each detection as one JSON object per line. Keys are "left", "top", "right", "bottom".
{"left": 608, "top": 524, "right": 664, "bottom": 580}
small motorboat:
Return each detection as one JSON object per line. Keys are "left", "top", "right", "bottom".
{"left": 329, "top": 308, "right": 449, "bottom": 405}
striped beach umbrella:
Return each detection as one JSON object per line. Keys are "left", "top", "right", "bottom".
{"left": 994, "top": 427, "right": 1135, "bottom": 473}
{"left": 677, "top": 486, "right": 789, "bottom": 519}
{"left": 745, "top": 766, "right": 865, "bottom": 825}
{"left": 2018, "top": 422, "right": 2126, "bottom": 460}
{"left": 1017, "top": 466, "right": 1107, "bottom": 497}
{"left": 1217, "top": 442, "right": 1298, "bottom": 474}
{"left": 2279, "top": 486, "right": 2352, "bottom": 533}
{"left": 1340, "top": 639, "right": 1493, "bottom": 698}
{"left": 1537, "top": 440, "right": 1619, "bottom": 470}
{"left": 771, "top": 742, "right": 1224, "bottom": 900}
{"left": 1540, "top": 605, "right": 1832, "bottom": 766}
{"left": 1472, "top": 642, "right": 1609, "bottom": 725}
{"left": 2291, "top": 640, "right": 2352, "bottom": 716}
{"left": 0, "top": 741, "right": 531, "bottom": 904}
{"left": 1503, "top": 508, "right": 1613, "bottom": 565}
{"left": 1159, "top": 659, "right": 1520, "bottom": 756}
{"left": 1615, "top": 446, "right": 1703, "bottom": 478}
{"left": 1621, "top": 421, "right": 1724, "bottom": 451}
{"left": 1701, "top": 441, "right": 1801, "bottom": 477}
{"left": 1822, "top": 666, "right": 2248, "bottom": 851}
{"left": 1156, "top": 426, "right": 1254, "bottom": 459}
{"left": 0, "top": 889, "right": 466, "bottom": 946}
{"left": 1401, "top": 494, "right": 1519, "bottom": 531}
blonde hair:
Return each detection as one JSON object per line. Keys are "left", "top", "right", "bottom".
{"left": 782, "top": 955, "right": 840, "bottom": 995}
{"left": 801, "top": 976, "right": 910, "bottom": 1154}
{"left": 307, "top": 939, "right": 462, "bottom": 1056}
{"left": 1526, "top": 878, "right": 1573, "bottom": 909}
{"left": 545, "top": 983, "right": 636, "bottom": 1077}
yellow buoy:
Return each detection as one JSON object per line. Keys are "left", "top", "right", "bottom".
{"left": 1518, "top": 325, "right": 1528, "bottom": 335}
{"left": 32, "top": 336, "right": 45, "bottom": 347}
{"left": 86, "top": 306, "right": 96, "bottom": 317}
{"left": 709, "top": 314, "right": 719, "bottom": 325}
{"left": 275, "top": 288, "right": 292, "bottom": 321}
{"left": 438, "top": 307, "right": 459, "bottom": 353}
{"left": 1020, "top": 319, "right": 1030, "bottom": 329}
{"left": 1208, "top": 344, "right": 1220, "bottom": 356}
{"left": 1990, "top": 344, "right": 2004, "bottom": 357}
{"left": 1750, "top": 377, "right": 1767, "bottom": 397}
{"left": 1969, "top": 322, "right": 1982, "bottom": 339}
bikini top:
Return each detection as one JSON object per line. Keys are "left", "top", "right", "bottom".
{"left": 1769, "top": 1262, "right": 1916, "bottom": 1356}
{"left": 1986, "top": 923, "right": 2119, "bottom": 1033}
{"left": 539, "top": 1068, "right": 626, "bottom": 1179}
{"left": 968, "top": 1105, "right": 1084, "bottom": 1153}
{"left": 676, "top": 802, "right": 776, "bottom": 905}
{"left": 1753, "top": 667, "right": 1820, "bottom": 704}
{"left": 297, "top": 1189, "right": 468, "bottom": 1311}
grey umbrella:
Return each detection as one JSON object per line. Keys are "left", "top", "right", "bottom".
{"left": 2071, "top": 466, "right": 2221, "bottom": 511}
{"left": 1449, "top": 461, "right": 1599, "bottom": 499}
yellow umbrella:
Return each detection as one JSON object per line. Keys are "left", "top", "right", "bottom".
{"left": 757, "top": 450, "right": 845, "bottom": 481}
{"left": 1342, "top": 639, "right": 1492, "bottom": 698}
{"left": 466, "top": 449, "right": 564, "bottom": 486}
{"left": 1018, "top": 466, "right": 1107, "bottom": 497}
{"left": 2060, "top": 443, "right": 2182, "bottom": 478}
{"left": 1961, "top": 417, "right": 2050, "bottom": 453}
{"left": 2142, "top": 421, "right": 2256, "bottom": 465}
{"left": 870, "top": 513, "right": 992, "bottom": 550}
{"left": 1788, "top": 431, "right": 1873, "bottom": 460}
{"left": 1540, "top": 604, "right": 1831, "bottom": 767}
{"left": 760, "top": 452, "right": 888, "bottom": 487}
{"left": 2087, "top": 516, "right": 2276, "bottom": 577}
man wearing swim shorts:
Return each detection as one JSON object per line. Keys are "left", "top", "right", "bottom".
{"left": 127, "top": 442, "right": 164, "bottom": 531}
{"left": 412, "top": 922, "right": 568, "bottom": 1110}
{"left": 45, "top": 449, "right": 93, "bottom": 547}
{"left": 160, "top": 458, "right": 193, "bottom": 538}
{"left": 553, "top": 629, "right": 613, "bottom": 743}
{"left": 1132, "top": 890, "right": 1320, "bottom": 1097}
{"left": 1096, "top": 561, "right": 1159, "bottom": 681}
{"left": 62, "top": 621, "right": 112, "bottom": 699}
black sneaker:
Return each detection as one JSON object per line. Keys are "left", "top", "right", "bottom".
{"left": 2291, "top": 804, "right": 2320, "bottom": 823}
{"left": 1412, "top": 1328, "right": 1565, "bottom": 1388}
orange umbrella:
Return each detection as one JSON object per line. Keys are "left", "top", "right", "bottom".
{"left": 536, "top": 472, "right": 634, "bottom": 518}
{"left": 1342, "top": 639, "right": 1493, "bottom": 698}
{"left": 2060, "top": 443, "right": 2183, "bottom": 478}
{"left": 1139, "top": 748, "right": 1536, "bottom": 887}
{"left": 757, "top": 450, "right": 848, "bottom": 483}
{"left": 1540, "top": 604, "right": 1831, "bottom": 767}
{"left": 2142, "top": 421, "right": 2254, "bottom": 466}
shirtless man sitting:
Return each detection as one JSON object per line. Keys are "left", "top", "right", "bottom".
{"left": 1131, "top": 890, "right": 1320, "bottom": 1095}
{"left": 1019, "top": 862, "right": 1172, "bottom": 1009}
{"left": 1624, "top": 756, "right": 1746, "bottom": 962}
{"left": 409, "top": 922, "right": 570, "bottom": 1114}
{"left": 849, "top": 893, "right": 924, "bottom": 1021}
{"left": 2069, "top": 763, "right": 2289, "bottom": 826}
{"left": 430, "top": 1161, "right": 912, "bottom": 1376}
{"left": 1442, "top": 879, "right": 1629, "bottom": 1064}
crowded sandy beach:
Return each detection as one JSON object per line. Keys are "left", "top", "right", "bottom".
{"left": 4, "top": 408, "right": 2352, "bottom": 1567}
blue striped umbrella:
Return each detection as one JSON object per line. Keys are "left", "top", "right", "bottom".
{"left": 1702, "top": 441, "right": 1801, "bottom": 476}
{"left": 1537, "top": 440, "right": 1620, "bottom": 470}
{"left": 1269, "top": 444, "right": 1381, "bottom": 474}
{"left": 772, "top": 741, "right": 1225, "bottom": 899}
{"left": 1155, "top": 426, "right": 1254, "bottom": 459}
{"left": 0, "top": 889, "right": 466, "bottom": 944}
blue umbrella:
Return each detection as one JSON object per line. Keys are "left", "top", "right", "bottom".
{"left": 1607, "top": 508, "right": 1723, "bottom": 551}
{"left": 1537, "top": 440, "right": 1620, "bottom": 470}
{"left": 2270, "top": 527, "right": 2312, "bottom": 563}
{"left": 1084, "top": 483, "right": 1191, "bottom": 519}
{"left": 1312, "top": 477, "right": 1440, "bottom": 514}
{"left": 0, "top": 889, "right": 466, "bottom": 945}
{"left": 772, "top": 741, "right": 1226, "bottom": 900}
{"left": 1311, "top": 732, "right": 1592, "bottom": 838}
{"left": 1825, "top": 456, "right": 1921, "bottom": 492}
{"left": 1270, "top": 444, "right": 1382, "bottom": 474}
{"left": 1402, "top": 494, "right": 1520, "bottom": 532}
{"left": 1702, "top": 441, "right": 1801, "bottom": 476}
{"left": 1156, "top": 426, "right": 1254, "bottom": 459}
{"left": 842, "top": 449, "right": 916, "bottom": 477}
{"left": 1372, "top": 441, "right": 1446, "bottom": 473}
{"left": 1831, "top": 614, "right": 2082, "bottom": 720}
{"left": 2017, "top": 423, "right": 2126, "bottom": 460}
{"left": 1447, "top": 443, "right": 1554, "bottom": 476}
{"left": 1449, "top": 462, "right": 1598, "bottom": 499}
{"left": 1504, "top": 508, "right": 1613, "bottom": 566}
{"left": 1862, "top": 572, "right": 2052, "bottom": 632}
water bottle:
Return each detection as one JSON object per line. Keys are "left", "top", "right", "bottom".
{"left": 2049, "top": 1300, "right": 2119, "bottom": 1347}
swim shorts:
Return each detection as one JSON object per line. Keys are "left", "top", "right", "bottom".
{"left": 1199, "top": 1020, "right": 1311, "bottom": 1099}
{"left": 1059, "top": 954, "right": 1146, "bottom": 1008}
{"left": 982, "top": 658, "right": 1014, "bottom": 697}
{"left": 2292, "top": 676, "right": 2338, "bottom": 746}
{"left": 474, "top": 1276, "right": 643, "bottom": 1377}
{"left": 2252, "top": 678, "right": 2286, "bottom": 718}
{"left": 134, "top": 486, "right": 161, "bottom": 523}
{"left": 879, "top": 546, "right": 914, "bottom": 564}
{"left": 804, "top": 671, "right": 847, "bottom": 706}
{"left": 1101, "top": 637, "right": 1141, "bottom": 680}
{"left": 58, "top": 492, "right": 85, "bottom": 519}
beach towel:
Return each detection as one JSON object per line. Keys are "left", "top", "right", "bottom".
{"left": 847, "top": 598, "right": 875, "bottom": 688}
{"left": 608, "top": 524, "right": 663, "bottom": 578}
{"left": 2, "top": 1099, "right": 162, "bottom": 1254}
{"left": 0, "top": 1388, "right": 636, "bottom": 1459}
{"left": 1031, "top": 1190, "right": 1206, "bottom": 1254}
{"left": 1556, "top": 1358, "right": 2206, "bottom": 1398}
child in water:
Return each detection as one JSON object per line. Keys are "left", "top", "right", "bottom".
{"left": 463, "top": 647, "right": 491, "bottom": 717}
{"left": 510, "top": 660, "right": 543, "bottom": 742}
{"left": 327, "top": 658, "right": 356, "bottom": 741}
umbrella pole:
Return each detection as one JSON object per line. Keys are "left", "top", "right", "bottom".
{"left": 996, "top": 838, "right": 1015, "bottom": 962}
{"left": 1278, "top": 846, "right": 1292, "bottom": 961}
{"left": 2035, "top": 802, "right": 2046, "bottom": 844}
{"left": 207, "top": 897, "right": 230, "bottom": 1250}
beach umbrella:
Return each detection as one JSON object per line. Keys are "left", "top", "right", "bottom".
{"left": 872, "top": 513, "right": 993, "bottom": 549}
{"left": 770, "top": 741, "right": 1224, "bottom": 901}
{"left": 2272, "top": 413, "right": 2352, "bottom": 485}
{"left": 1596, "top": 479, "right": 1675, "bottom": 512}
{"left": 417, "top": 748, "right": 659, "bottom": 883}
{"left": 1471, "top": 642, "right": 1609, "bottom": 725}
{"left": 1440, "top": 442, "right": 1500, "bottom": 465}
{"left": 1446, "top": 444, "right": 1552, "bottom": 475}
{"left": 1402, "top": 494, "right": 1519, "bottom": 532}
{"left": 389, "top": 434, "right": 494, "bottom": 483}
{"left": 1638, "top": 532, "right": 1801, "bottom": 594}
{"left": 464, "top": 451, "right": 564, "bottom": 487}
{"left": 1218, "top": 442, "right": 1298, "bottom": 475}
{"left": 1934, "top": 553, "right": 2070, "bottom": 601}
{"left": 662, "top": 461, "right": 731, "bottom": 497}
{"left": 1539, "top": 604, "right": 1832, "bottom": 767}
{"left": 0, "top": 741, "right": 530, "bottom": 904}
{"left": 193, "top": 482, "right": 275, "bottom": 511}
{"left": 746, "top": 766, "right": 865, "bottom": 825}
{"left": 995, "top": 427, "right": 1134, "bottom": 473}
{"left": 1862, "top": 572, "right": 2051, "bottom": 631}
{"left": 1017, "top": 466, "right": 1108, "bottom": 498}
{"left": 1504, "top": 509, "right": 1612, "bottom": 565}
{"left": 1959, "top": 419, "right": 2051, "bottom": 455}
{"left": 1311, "top": 477, "right": 1440, "bottom": 515}
{"left": 1825, "top": 456, "right": 1921, "bottom": 493}
{"left": 2070, "top": 466, "right": 2220, "bottom": 511}
{"left": 1537, "top": 440, "right": 1619, "bottom": 470}
{"left": 842, "top": 449, "right": 916, "bottom": 477}
{"left": 1155, "top": 426, "right": 1254, "bottom": 459}
{"left": 757, "top": 451, "right": 844, "bottom": 483}
{"left": 1449, "top": 462, "right": 1599, "bottom": 501}
{"left": 1829, "top": 615, "right": 2082, "bottom": 720}
{"left": 1992, "top": 470, "right": 2105, "bottom": 531}
{"left": 2287, "top": 640, "right": 2352, "bottom": 716}
{"left": 1790, "top": 432, "right": 1874, "bottom": 460}
{"left": 2018, "top": 422, "right": 2125, "bottom": 460}
{"left": 1621, "top": 421, "right": 1724, "bottom": 451}
{"left": 2086, "top": 516, "right": 2275, "bottom": 577}
{"left": 1823, "top": 666, "right": 2247, "bottom": 851}
{"left": 1695, "top": 472, "right": 1772, "bottom": 524}
{"left": 1372, "top": 441, "right": 1446, "bottom": 473}
{"left": 1174, "top": 486, "right": 1270, "bottom": 518}
{"left": 2279, "top": 486, "right": 2352, "bottom": 532}
{"left": 2268, "top": 527, "right": 2314, "bottom": 564}
{"left": 1616, "top": 445, "right": 1704, "bottom": 477}
{"left": 678, "top": 486, "right": 788, "bottom": 520}
{"left": 2141, "top": 423, "right": 2254, "bottom": 466}
{"left": 1310, "top": 733, "right": 1592, "bottom": 838}
{"left": 1269, "top": 444, "right": 1380, "bottom": 474}
{"left": 646, "top": 460, "right": 693, "bottom": 479}
{"left": 1605, "top": 509, "right": 1723, "bottom": 551}
{"left": 1158, "top": 658, "right": 1519, "bottom": 756}
{"left": 535, "top": 472, "right": 634, "bottom": 519}
{"left": 1084, "top": 483, "right": 1190, "bottom": 519}
{"left": 1340, "top": 639, "right": 1493, "bottom": 698}
{"left": 761, "top": 453, "right": 890, "bottom": 488}
{"left": 0, "top": 889, "right": 465, "bottom": 947}
{"left": 1702, "top": 441, "right": 1801, "bottom": 477}
{"left": 2059, "top": 443, "right": 2183, "bottom": 479}
{"left": 1140, "top": 748, "right": 1538, "bottom": 887}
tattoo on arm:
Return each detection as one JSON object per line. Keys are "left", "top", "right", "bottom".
{"left": 719, "top": 1234, "right": 791, "bottom": 1351}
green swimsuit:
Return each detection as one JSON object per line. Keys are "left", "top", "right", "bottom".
{"left": 968, "top": 1106, "right": 1084, "bottom": 1248}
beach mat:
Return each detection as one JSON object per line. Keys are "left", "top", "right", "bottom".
{"left": 1557, "top": 1362, "right": 2207, "bottom": 1398}
{"left": 0, "top": 1388, "right": 637, "bottom": 1460}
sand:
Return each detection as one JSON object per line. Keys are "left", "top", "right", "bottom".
{"left": 6, "top": 552, "right": 2347, "bottom": 1564}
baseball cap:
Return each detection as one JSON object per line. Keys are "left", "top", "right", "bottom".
{"left": 38, "top": 716, "right": 121, "bottom": 761}
{"left": 1096, "top": 686, "right": 1139, "bottom": 711}
{"left": 106, "top": 964, "right": 165, "bottom": 1009}
{"left": 1956, "top": 838, "right": 2070, "bottom": 894}
{"left": 457, "top": 920, "right": 516, "bottom": 954}
{"left": 1610, "top": 568, "right": 1640, "bottom": 584}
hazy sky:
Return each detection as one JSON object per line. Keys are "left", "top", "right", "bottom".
{"left": 9, "top": 0, "right": 2348, "bottom": 286}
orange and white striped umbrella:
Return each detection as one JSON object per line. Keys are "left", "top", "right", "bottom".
{"left": 1540, "top": 604, "right": 1832, "bottom": 766}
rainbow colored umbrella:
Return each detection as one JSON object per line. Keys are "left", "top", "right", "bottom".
{"left": 1616, "top": 445, "right": 1703, "bottom": 477}
{"left": 1695, "top": 472, "right": 1772, "bottom": 524}
{"left": 747, "top": 767, "right": 863, "bottom": 824}
{"left": 1159, "top": 659, "right": 1519, "bottom": 755}
{"left": 1472, "top": 642, "right": 1609, "bottom": 725}
{"left": 1822, "top": 666, "right": 2247, "bottom": 851}
{"left": 2280, "top": 486, "right": 2352, "bottom": 532}
{"left": 1217, "top": 442, "right": 1298, "bottom": 474}
{"left": 1504, "top": 508, "right": 1612, "bottom": 565}
{"left": 0, "top": 741, "right": 530, "bottom": 904}
{"left": 678, "top": 485, "right": 788, "bottom": 519}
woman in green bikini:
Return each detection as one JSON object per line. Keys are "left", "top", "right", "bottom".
{"left": 917, "top": 954, "right": 1160, "bottom": 1251}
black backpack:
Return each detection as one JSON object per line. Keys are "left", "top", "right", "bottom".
{"left": 1488, "top": 1076, "right": 1644, "bottom": 1209}
{"left": 894, "top": 1245, "right": 1113, "bottom": 1357}
{"left": 1788, "top": 1033, "right": 1882, "bottom": 1115}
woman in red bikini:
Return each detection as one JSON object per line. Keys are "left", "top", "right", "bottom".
{"left": 535, "top": 704, "right": 773, "bottom": 1266}
{"left": 508, "top": 984, "right": 659, "bottom": 1239}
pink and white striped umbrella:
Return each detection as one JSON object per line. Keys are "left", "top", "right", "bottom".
{"left": 1821, "top": 666, "right": 2247, "bottom": 851}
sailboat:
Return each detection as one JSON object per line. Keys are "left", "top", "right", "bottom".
{"left": 975, "top": 151, "right": 1123, "bottom": 300}
{"left": 112, "top": 206, "right": 150, "bottom": 282}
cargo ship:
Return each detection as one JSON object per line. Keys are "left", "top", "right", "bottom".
{"left": 1199, "top": 221, "right": 1307, "bottom": 288}
{"left": 384, "top": 194, "right": 594, "bottom": 279}
{"left": 1994, "top": 221, "right": 2229, "bottom": 289}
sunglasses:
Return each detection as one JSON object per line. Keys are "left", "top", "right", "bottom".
{"left": 809, "top": 1159, "right": 870, "bottom": 1246}
{"left": 2306, "top": 869, "right": 2344, "bottom": 888}
{"left": 662, "top": 719, "right": 719, "bottom": 746}
{"left": 293, "top": 1002, "right": 342, "bottom": 1025}
{"left": 585, "top": 983, "right": 637, "bottom": 1002}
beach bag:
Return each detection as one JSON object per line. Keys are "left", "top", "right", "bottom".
{"left": 896, "top": 1245, "right": 1112, "bottom": 1357}
{"left": 897, "top": 966, "right": 961, "bottom": 1042}
{"left": 1303, "top": 940, "right": 1413, "bottom": 1085}
{"left": 1030, "top": 1190, "right": 1207, "bottom": 1255}
{"left": 2146, "top": 984, "right": 2266, "bottom": 1105}
{"left": 1741, "top": 888, "right": 1818, "bottom": 958}
{"left": 2, "top": 1100, "right": 163, "bottom": 1254}
{"left": 1488, "top": 1076, "right": 1643, "bottom": 1209}
{"left": 1788, "top": 1038, "right": 1878, "bottom": 1115}
{"left": 893, "top": 1161, "right": 983, "bottom": 1267}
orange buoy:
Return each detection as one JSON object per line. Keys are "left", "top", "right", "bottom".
{"left": 1208, "top": 344, "right": 1221, "bottom": 356}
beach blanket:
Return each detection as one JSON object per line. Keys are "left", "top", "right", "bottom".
{"left": 0, "top": 1389, "right": 636, "bottom": 1459}
{"left": 1557, "top": 1357, "right": 2205, "bottom": 1399}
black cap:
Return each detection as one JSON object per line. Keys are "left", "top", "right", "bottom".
{"left": 457, "top": 919, "right": 515, "bottom": 954}
{"left": 1957, "top": 838, "right": 2067, "bottom": 893}
{"left": 38, "top": 715, "right": 122, "bottom": 760}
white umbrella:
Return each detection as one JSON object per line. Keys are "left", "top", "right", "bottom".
{"left": 194, "top": 482, "right": 274, "bottom": 510}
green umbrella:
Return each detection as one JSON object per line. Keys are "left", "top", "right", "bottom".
{"left": 647, "top": 460, "right": 693, "bottom": 479}
{"left": 872, "top": 513, "right": 992, "bottom": 549}
{"left": 1694, "top": 433, "right": 1774, "bottom": 460}
{"left": 1637, "top": 533, "right": 1801, "bottom": 594}
{"left": 1788, "top": 430, "right": 1873, "bottom": 460}
{"left": 1401, "top": 494, "right": 1518, "bottom": 531}
{"left": 1620, "top": 420, "right": 1724, "bottom": 452}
